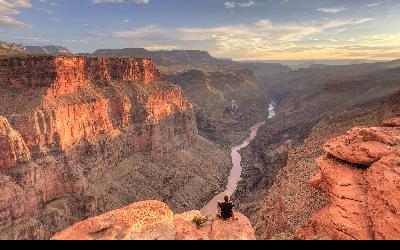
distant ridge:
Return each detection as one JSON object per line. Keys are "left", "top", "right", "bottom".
{"left": 0, "top": 41, "right": 72, "bottom": 56}
{"left": 245, "top": 59, "right": 388, "bottom": 70}
{"left": 0, "top": 41, "right": 27, "bottom": 55}
{"left": 25, "top": 46, "right": 72, "bottom": 55}
{"left": 93, "top": 48, "right": 219, "bottom": 65}
{"left": 92, "top": 48, "right": 292, "bottom": 77}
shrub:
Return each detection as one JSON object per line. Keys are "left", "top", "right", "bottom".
{"left": 192, "top": 215, "right": 210, "bottom": 227}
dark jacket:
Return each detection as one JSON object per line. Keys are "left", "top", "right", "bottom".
{"left": 218, "top": 202, "right": 234, "bottom": 220}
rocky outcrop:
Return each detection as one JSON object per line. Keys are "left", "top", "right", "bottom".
{"left": 0, "top": 55, "right": 232, "bottom": 240}
{"left": 323, "top": 126, "right": 399, "bottom": 166}
{"left": 234, "top": 91, "right": 400, "bottom": 240}
{"left": 0, "top": 117, "right": 31, "bottom": 169}
{"left": 297, "top": 118, "right": 400, "bottom": 240}
{"left": 52, "top": 200, "right": 256, "bottom": 240}
{"left": 0, "top": 56, "right": 168, "bottom": 155}
{"left": 234, "top": 59, "right": 400, "bottom": 240}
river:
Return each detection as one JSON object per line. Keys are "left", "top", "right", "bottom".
{"left": 201, "top": 102, "right": 276, "bottom": 216}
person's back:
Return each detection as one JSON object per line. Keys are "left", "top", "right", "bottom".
{"left": 218, "top": 196, "right": 235, "bottom": 220}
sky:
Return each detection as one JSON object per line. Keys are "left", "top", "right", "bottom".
{"left": 0, "top": 0, "right": 400, "bottom": 60}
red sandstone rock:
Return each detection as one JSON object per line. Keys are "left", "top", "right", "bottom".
{"left": 308, "top": 172, "right": 322, "bottom": 190}
{"left": 298, "top": 120, "right": 400, "bottom": 240}
{"left": 210, "top": 213, "right": 256, "bottom": 240}
{"left": 0, "top": 116, "right": 31, "bottom": 169}
{"left": 0, "top": 56, "right": 197, "bottom": 239}
{"left": 0, "top": 56, "right": 160, "bottom": 95}
{"left": 381, "top": 118, "right": 400, "bottom": 127}
{"left": 364, "top": 155, "right": 400, "bottom": 240}
{"left": 174, "top": 211, "right": 211, "bottom": 240}
{"left": 0, "top": 56, "right": 194, "bottom": 155}
{"left": 52, "top": 201, "right": 176, "bottom": 240}
{"left": 298, "top": 156, "right": 372, "bottom": 240}
{"left": 323, "top": 126, "right": 400, "bottom": 166}
{"left": 52, "top": 201, "right": 256, "bottom": 240}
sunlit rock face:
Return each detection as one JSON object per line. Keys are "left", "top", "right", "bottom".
{"left": 0, "top": 116, "right": 31, "bottom": 169}
{"left": 52, "top": 200, "right": 256, "bottom": 241}
{"left": 0, "top": 56, "right": 201, "bottom": 239}
{"left": 297, "top": 118, "right": 400, "bottom": 240}
{"left": 0, "top": 56, "right": 160, "bottom": 91}
{"left": 0, "top": 56, "right": 191, "bottom": 155}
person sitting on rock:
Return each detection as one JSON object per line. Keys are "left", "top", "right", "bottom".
{"left": 217, "top": 196, "right": 236, "bottom": 220}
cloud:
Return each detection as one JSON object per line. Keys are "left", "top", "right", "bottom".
{"left": 366, "top": 3, "right": 380, "bottom": 8}
{"left": 111, "top": 17, "right": 376, "bottom": 60}
{"left": 0, "top": 0, "right": 32, "bottom": 29}
{"left": 224, "top": 1, "right": 256, "bottom": 9}
{"left": 322, "top": 18, "right": 373, "bottom": 29}
{"left": 317, "top": 6, "right": 348, "bottom": 14}
{"left": 0, "top": 15, "right": 32, "bottom": 29}
{"left": 91, "top": 0, "right": 149, "bottom": 4}
{"left": 12, "top": 0, "right": 32, "bottom": 8}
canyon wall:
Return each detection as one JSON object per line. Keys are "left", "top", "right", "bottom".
{"left": 238, "top": 93, "right": 400, "bottom": 240}
{"left": 0, "top": 56, "right": 231, "bottom": 239}
{"left": 166, "top": 68, "right": 269, "bottom": 145}
{"left": 234, "top": 60, "right": 400, "bottom": 239}
{"left": 0, "top": 56, "right": 160, "bottom": 92}
{"left": 297, "top": 117, "right": 400, "bottom": 240}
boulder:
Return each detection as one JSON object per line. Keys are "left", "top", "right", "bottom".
{"left": 52, "top": 201, "right": 256, "bottom": 240}
{"left": 298, "top": 119, "right": 400, "bottom": 240}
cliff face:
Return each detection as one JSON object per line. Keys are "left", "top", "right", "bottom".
{"left": 297, "top": 118, "right": 400, "bottom": 240}
{"left": 0, "top": 55, "right": 232, "bottom": 240}
{"left": 52, "top": 200, "right": 256, "bottom": 240}
{"left": 234, "top": 59, "right": 400, "bottom": 239}
{"left": 0, "top": 117, "right": 31, "bottom": 169}
{"left": 239, "top": 93, "right": 400, "bottom": 240}
{"left": 0, "top": 56, "right": 166, "bottom": 154}
{"left": 0, "top": 56, "right": 159, "bottom": 93}
{"left": 166, "top": 68, "right": 269, "bottom": 145}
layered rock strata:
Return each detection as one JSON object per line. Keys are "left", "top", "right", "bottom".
{"left": 234, "top": 92, "right": 400, "bottom": 240}
{"left": 0, "top": 56, "right": 230, "bottom": 240}
{"left": 297, "top": 118, "right": 400, "bottom": 240}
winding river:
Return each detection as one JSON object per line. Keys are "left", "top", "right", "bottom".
{"left": 201, "top": 102, "right": 276, "bottom": 216}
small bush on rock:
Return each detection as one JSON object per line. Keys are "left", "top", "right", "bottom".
{"left": 192, "top": 215, "right": 210, "bottom": 226}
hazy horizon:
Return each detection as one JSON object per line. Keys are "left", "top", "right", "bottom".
{"left": 0, "top": 0, "right": 399, "bottom": 61}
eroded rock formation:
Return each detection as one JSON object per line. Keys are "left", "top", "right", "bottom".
{"left": 297, "top": 118, "right": 400, "bottom": 240}
{"left": 0, "top": 117, "right": 31, "bottom": 169}
{"left": 52, "top": 200, "right": 256, "bottom": 240}
{"left": 0, "top": 56, "right": 185, "bottom": 156}
{"left": 234, "top": 61, "right": 400, "bottom": 240}
{"left": 0, "top": 55, "right": 231, "bottom": 240}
